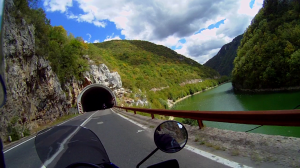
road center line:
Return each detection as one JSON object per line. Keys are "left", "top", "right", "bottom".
{"left": 80, "top": 111, "right": 98, "bottom": 126}
{"left": 40, "top": 111, "right": 98, "bottom": 168}
{"left": 110, "top": 108, "right": 252, "bottom": 168}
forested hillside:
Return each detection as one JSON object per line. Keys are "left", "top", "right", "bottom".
{"left": 232, "top": 0, "right": 300, "bottom": 90}
{"left": 90, "top": 40, "right": 219, "bottom": 90}
{"left": 204, "top": 34, "right": 243, "bottom": 76}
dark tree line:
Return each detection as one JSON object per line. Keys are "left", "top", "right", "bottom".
{"left": 232, "top": 0, "right": 300, "bottom": 90}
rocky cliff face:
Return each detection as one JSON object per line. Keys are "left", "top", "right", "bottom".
{"left": 63, "top": 58, "right": 123, "bottom": 107}
{"left": 83, "top": 57, "right": 122, "bottom": 89}
{"left": 0, "top": 0, "right": 123, "bottom": 139}
{"left": 0, "top": 0, "right": 69, "bottom": 139}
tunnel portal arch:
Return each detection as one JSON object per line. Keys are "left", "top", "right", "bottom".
{"left": 77, "top": 84, "right": 117, "bottom": 113}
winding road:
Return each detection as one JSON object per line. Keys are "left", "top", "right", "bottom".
{"left": 4, "top": 109, "right": 229, "bottom": 168}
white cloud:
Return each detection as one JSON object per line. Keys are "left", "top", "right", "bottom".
{"left": 175, "top": 27, "right": 231, "bottom": 63}
{"left": 238, "top": 0, "right": 263, "bottom": 17}
{"left": 86, "top": 33, "right": 92, "bottom": 42}
{"left": 66, "top": 11, "right": 107, "bottom": 28}
{"left": 153, "top": 36, "right": 181, "bottom": 48}
{"left": 93, "top": 21, "right": 106, "bottom": 28}
{"left": 44, "top": 0, "right": 73, "bottom": 13}
{"left": 175, "top": 0, "right": 263, "bottom": 64}
{"left": 45, "top": 0, "right": 263, "bottom": 64}
{"left": 66, "top": 11, "right": 78, "bottom": 19}
{"left": 93, "top": 39, "right": 100, "bottom": 43}
{"left": 104, "top": 33, "right": 121, "bottom": 42}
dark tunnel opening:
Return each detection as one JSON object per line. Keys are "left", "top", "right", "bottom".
{"left": 81, "top": 86, "right": 115, "bottom": 112}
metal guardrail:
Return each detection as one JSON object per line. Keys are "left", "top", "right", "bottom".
{"left": 114, "top": 106, "right": 300, "bottom": 128}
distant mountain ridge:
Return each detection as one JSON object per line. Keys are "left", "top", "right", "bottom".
{"left": 204, "top": 34, "right": 243, "bottom": 76}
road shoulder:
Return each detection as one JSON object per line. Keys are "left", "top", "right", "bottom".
{"left": 3, "top": 112, "right": 90, "bottom": 152}
{"left": 112, "top": 108, "right": 291, "bottom": 168}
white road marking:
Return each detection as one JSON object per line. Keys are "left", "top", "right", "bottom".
{"left": 80, "top": 111, "right": 98, "bottom": 127}
{"left": 57, "top": 114, "right": 82, "bottom": 126}
{"left": 3, "top": 114, "right": 83, "bottom": 154}
{"left": 40, "top": 111, "right": 98, "bottom": 168}
{"left": 97, "top": 122, "right": 104, "bottom": 125}
{"left": 3, "top": 136, "right": 35, "bottom": 153}
{"left": 184, "top": 145, "right": 252, "bottom": 168}
{"left": 111, "top": 109, "right": 148, "bottom": 130}
{"left": 111, "top": 108, "right": 252, "bottom": 168}
{"left": 42, "top": 126, "right": 81, "bottom": 167}
{"left": 137, "top": 130, "right": 144, "bottom": 133}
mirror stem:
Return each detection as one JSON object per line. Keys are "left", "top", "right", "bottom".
{"left": 136, "top": 148, "right": 159, "bottom": 168}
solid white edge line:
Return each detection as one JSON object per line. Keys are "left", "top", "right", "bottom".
{"left": 111, "top": 108, "right": 252, "bottom": 168}
{"left": 110, "top": 109, "right": 148, "bottom": 130}
{"left": 184, "top": 145, "right": 252, "bottom": 168}
{"left": 57, "top": 113, "right": 83, "bottom": 126}
{"left": 3, "top": 136, "right": 35, "bottom": 153}
{"left": 4, "top": 112, "right": 84, "bottom": 153}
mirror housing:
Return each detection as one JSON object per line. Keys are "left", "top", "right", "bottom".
{"left": 154, "top": 121, "right": 188, "bottom": 153}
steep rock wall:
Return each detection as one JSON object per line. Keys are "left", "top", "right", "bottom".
{"left": 0, "top": 0, "right": 69, "bottom": 139}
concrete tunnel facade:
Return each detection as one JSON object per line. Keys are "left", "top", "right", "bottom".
{"left": 77, "top": 84, "right": 117, "bottom": 113}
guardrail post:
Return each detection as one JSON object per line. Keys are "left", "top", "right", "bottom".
{"left": 8, "top": 136, "right": 12, "bottom": 142}
{"left": 197, "top": 120, "right": 204, "bottom": 129}
{"left": 134, "top": 111, "right": 136, "bottom": 114}
{"left": 151, "top": 114, "right": 154, "bottom": 119}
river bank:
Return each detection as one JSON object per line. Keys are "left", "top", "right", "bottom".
{"left": 233, "top": 85, "right": 300, "bottom": 93}
{"left": 167, "top": 82, "right": 229, "bottom": 109}
{"left": 113, "top": 108, "right": 300, "bottom": 168}
{"left": 171, "top": 82, "right": 300, "bottom": 137}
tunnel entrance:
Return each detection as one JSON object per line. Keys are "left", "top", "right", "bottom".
{"left": 77, "top": 84, "right": 117, "bottom": 113}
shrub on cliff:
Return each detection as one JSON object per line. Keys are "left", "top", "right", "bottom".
{"left": 13, "top": 0, "right": 89, "bottom": 83}
{"left": 48, "top": 26, "right": 89, "bottom": 83}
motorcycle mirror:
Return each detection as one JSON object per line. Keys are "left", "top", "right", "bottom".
{"left": 154, "top": 121, "right": 188, "bottom": 153}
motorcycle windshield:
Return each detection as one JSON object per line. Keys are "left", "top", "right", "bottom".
{"left": 35, "top": 126, "right": 110, "bottom": 168}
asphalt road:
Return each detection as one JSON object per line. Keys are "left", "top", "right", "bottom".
{"left": 4, "top": 109, "right": 228, "bottom": 168}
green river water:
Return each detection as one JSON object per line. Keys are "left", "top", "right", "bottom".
{"left": 172, "top": 83, "right": 300, "bottom": 137}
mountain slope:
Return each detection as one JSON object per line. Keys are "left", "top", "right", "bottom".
{"left": 204, "top": 34, "right": 243, "bottom": 76}
{"left": 88, "top": 40, "right": 219, "bottom": 90}
{"left": 232, "top": 0, "right": 300, "bottom": 90}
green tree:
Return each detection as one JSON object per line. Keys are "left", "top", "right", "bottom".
{"left": 232, "top": 0, "right": 300, "bottom": 90}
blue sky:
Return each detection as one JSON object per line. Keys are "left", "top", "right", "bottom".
{"left": 250, "top": 0, "right": 256, "bottom": 8}
{"left": 42, "top": 0, "right": 262, "bottom": 63}
{"left": 44, "top": 1, "right": 124, "bottom": 43}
